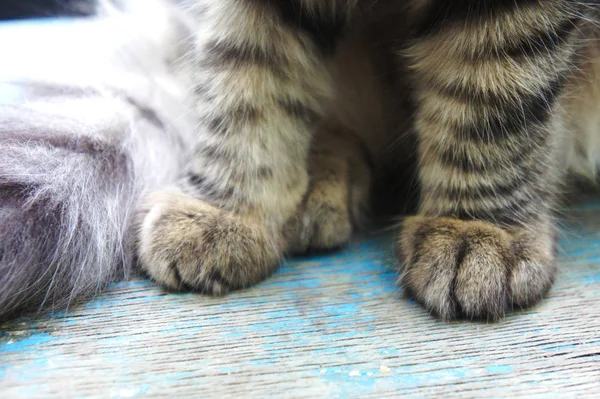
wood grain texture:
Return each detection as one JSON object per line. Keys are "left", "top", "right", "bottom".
{"left": 1, "top": 200, "right": 600, "bottom": 398}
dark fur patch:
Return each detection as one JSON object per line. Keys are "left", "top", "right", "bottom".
{"left": 278, "top": 99, "right": 319, "bottom": 124}
{"left": 265, "top": 0, "right": 347, "bottom": 54}
{"left": 427, "top": 74, "right": 564, "bottom": 125}
{"left": 504, "top": 18, "right": 578, "bottom": 59}
{"left": 187, "top": 172, "right": 235, "bottom": 202}
{"left": 205, "top": 114, "right": 226, "bottom": 134}
{"left": 202, "top": 104, "right": 263, "bottom": 136}
{"left": 197, "top": 143, "right": 234, "bottom": 162}
{"left": 413, "top": 0, "right": 547, "bottom": 37}
{"left": 257, "top": 166, "right": 273, "bottom": 179}
{"left": 201, "top": 39, "right": 288, "bottom": 78}
{"left": 441, "top": 171, "right": 538, "bottom": 203}
{"left": 123, "top": 96, "right": 166, "bottom": 130}
{"left": 464, "top": 81, "right": 562, "bottom": 143}
{"left": 193, "top": 84, "right": 218, "bottom": 103}
{"left": 436, "top": 129, "right": 550, "bottom": 173}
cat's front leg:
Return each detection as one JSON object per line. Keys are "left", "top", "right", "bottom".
{"left": 136, "top": 1, "right": 349, "bottom": 293}
{"left": 398, "top": 1, "right": 579, "bottom": 320}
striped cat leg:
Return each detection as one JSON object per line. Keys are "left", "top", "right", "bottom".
{"left": 398, "top": 0, "right": 581, "bottom": 320}
{"left": 136, "top": 1, "right": 350, "bottom": 293}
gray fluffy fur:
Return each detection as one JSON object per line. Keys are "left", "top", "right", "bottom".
{"left": 0, "top": 1, "right": 196, "bottom": 320}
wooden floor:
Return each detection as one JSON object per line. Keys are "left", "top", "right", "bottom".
{"left": 2, "top": 201, "right": 600, "bottom": 398}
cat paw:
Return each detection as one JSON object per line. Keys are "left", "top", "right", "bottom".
{"left": 398, "top": 216, "right": 556, "bottom": 321}
{"left": 283, "top": 131, "right": 371, "bottom": 254}
{"left": 283, "top": 184, "right": 354, "bottom": 254}
{"left": 136, "top": 190, "right": 280, "bottom": 294}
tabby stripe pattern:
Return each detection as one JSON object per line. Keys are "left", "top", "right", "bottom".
{"left": 183, "top": 0, "right": 349, "bottom": 230}
{"left": 407, "top": 0, "right": 581, "bottom": 226}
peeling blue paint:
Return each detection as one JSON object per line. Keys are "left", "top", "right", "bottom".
{"left": 1, "top": 230, "right": 600, "bottom": 396}
{"left": 486, "top": 365, "right": 515, "bottom": 373}
{"left": 0, "top": 332, "right": 52, "bottom": 353}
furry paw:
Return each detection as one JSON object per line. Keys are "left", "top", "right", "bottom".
{"left": 136, "top": 190, "right": 280, "bottom": 294}
{"left": 398, "top": 216, "right": 557, "bottom": 321}
{"left": 283, "top": 176, "right": 354, "bottom": 254}
{"left": 283, "top": 126, "right": 371, "bottom": 254}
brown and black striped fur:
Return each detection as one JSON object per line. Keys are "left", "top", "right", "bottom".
{"left": 137, "top": 0, "right": 600, "bottom": 321}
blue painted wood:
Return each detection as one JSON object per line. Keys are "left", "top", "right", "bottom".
{"left": 1, "top": 202, "right": 600, "bottom": 398}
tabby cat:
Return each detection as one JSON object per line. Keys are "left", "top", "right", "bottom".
{"left": 1, "top": 0, "right": 599, "bottom": 321}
